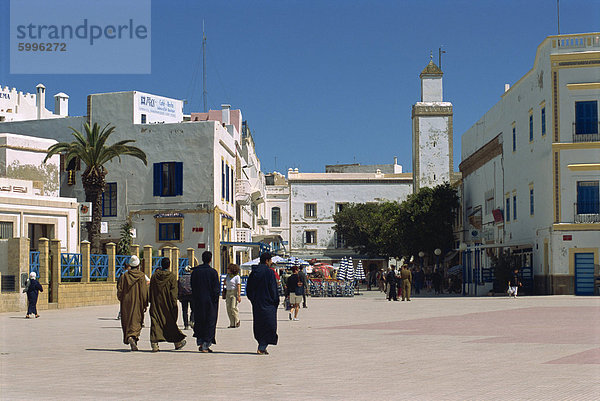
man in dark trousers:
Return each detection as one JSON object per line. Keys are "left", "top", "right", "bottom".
{"left": 24, "top": 272, "right": 43, "bottom": 318}
{"left": 191, "top": 251, "right": 220, "bottom": 353}
{"left": 386, "top": 266, "right": 398, "bottom": 301}
{"left": 246, "top": 252, "right": 279, "bottom": 355}
{"left": 149, "top": 258, "right": 186, "bottom": 352}
{"left": 298, "top": 264, "right": 309, "bottom": 308}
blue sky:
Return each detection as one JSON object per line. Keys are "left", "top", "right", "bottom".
{"left": 1, "top": 0, "right": 599, "bottom": 173}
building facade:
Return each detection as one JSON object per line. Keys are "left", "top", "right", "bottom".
{"left": 0, "top": 90, "right": 267, "bottom": 273}
{"left": 459, "top": 33, "right": 600, "bottom": 295}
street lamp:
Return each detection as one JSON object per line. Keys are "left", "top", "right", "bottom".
{"left": 418, "top": 251, "right": 424, "bottom": 268}
{"left": 434, "top": 248, "right": 442, "bottom": 272}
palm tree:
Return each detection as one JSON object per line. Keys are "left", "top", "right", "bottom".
{"left": 44, "top": 122, "right": 147, "bottom": 253}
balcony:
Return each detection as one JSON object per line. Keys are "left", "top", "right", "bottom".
{"left": 574, "top": 203, "right": 600, "bottom": 223}
{"left": 572, "top": 122, "right": 600, "bottom": 143}
{"left": 235, "top": 179, "right": 251, "bottom": 205}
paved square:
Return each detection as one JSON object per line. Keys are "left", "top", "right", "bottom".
{"left": 1, "top": 292, "right": 599, "bottom": 400}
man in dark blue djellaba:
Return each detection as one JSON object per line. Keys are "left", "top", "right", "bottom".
{"left": 191, "top": 251, "right": 220, "bottom": 353}
{"left": 24, "top": 271, "right": 43, "bottom": 318}
{"left": 246, "top": 252, "right": 279, "bottom": 355}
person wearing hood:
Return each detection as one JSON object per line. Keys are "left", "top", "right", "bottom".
{"left": 24, "top": 272, "right": 43, "bottom": 318}
{"left": 117, "top": 255, "right": 149, "bottom": 351}
{"left": 149, "top": 258, "right": 187, "bottom": 352}
{"left": 191, "top": 251, "right": 220, "bottom": 353}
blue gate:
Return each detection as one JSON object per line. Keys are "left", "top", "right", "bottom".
{"left": 152, "top": 257, "right": 165, "bottom": 274}
{"left": 115, "top": 255, "right": 129, "bottom": 279}
{"left": 178, "top": 258, "right": 189, "bottom": 277}
{"left": 90, "top": 254, "right": 109, "bottom": 279}
{"left": 61, "top": 253, "right": 82, "bottom": 280}
{"left": 575, "top": 253, "right": 595, "bottom": 295}
{"left": 29, "top": 251, "right": 40, "bottom": 276}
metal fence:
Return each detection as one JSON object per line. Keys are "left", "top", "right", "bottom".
{"left": 90, "top": 254, "right": 109, "bottom": 279}
{"left": 178, "top": 258, "right": 189, "bottom": 277}
{"left": 152, "top": 256, "right": 165, "bottom": 274}
{"left": 29, "top": 251, "right": 40, "bottom": 276}
{"left": 115, "top": 255, "right": 129, "bottom": 279}
{"left": 61, "top": 253, "right": 82, "bottom": 280}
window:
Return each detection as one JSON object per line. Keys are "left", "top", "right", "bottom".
{"left": 484, "top": 189, "right": 494, "bottom": 215}
{"left": 541, "top": 107, "right": 546, "bottom": 136}
{"left": 141, "top": 114, "right": 147, "bottom": 124}
{"left": 271, "top": 207, "right": 281, "bottom": 227}
{"left": 530, "top": 187, "right": 534, "bottom": 216}
{"left": 153, "top": 162, "right": 183, "bottom": 197}
{"left": 575, "top": 101, "right": 598, "bottom": 135}
{"left": 513, "top": 194, "right": 517, "bottom": 220}
{"left": 304, "top": 203, "right": 317, "bottom": 218}
{"left": 577, "top": 181, "right": 599, "bottom": 214}
{"left": 225, "top": 164, "right": 230, "bottom": 202}
{"left": 512, "top": 125, "right": 516, "bottom": 152}
{"left": 221, "top": 160, "right": 226, "bottom": 199}
{"left": 334, "top": 231, "right": 346, "bottom": 248}
{"left": 102, "top": 182, "right": 117, "bottom": 217}
{"left": 304, "top": 230, "right": 317, "bottom": 244}
{"left": 0, "top": 222, "right": 13, "bottom": 239}
{"left": 529, "top": 114, "right": 534, "bottom": 142}
{"left": 335, "top": 203, "right": 348, "bottom": 214}
{"left": 158, "top": 222, "right": 181, "bottom": 241}
{"left": 230, "top": 167, "right": 234, "bottom": 204}
{"left": 506, "top": 197, "right": 510, "bottom": 222}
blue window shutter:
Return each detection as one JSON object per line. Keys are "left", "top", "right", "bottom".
{"left": 175, "top": 162, "right": 183, "bottom": 196}
{"left": 221, "top": 160, "right": 225, "bottom": 199}
{"left": 225, "top": 164, "right": 230, "bottom": 202}
{"left": 153, "top": 163, "right": 161, "bottom": 196}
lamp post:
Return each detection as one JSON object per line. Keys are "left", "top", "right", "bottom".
{"left": 459, "top": 243, "right": 468, "bottom": 296}
{"left": 434, "top": 248, "right": 442, "bottom": 272}
{"left": 418, "top": 251, "right": 424, "bottom": 269}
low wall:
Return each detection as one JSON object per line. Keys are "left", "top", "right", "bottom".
{"left": 57, "top": 282, "right": 118, "bottom": 309}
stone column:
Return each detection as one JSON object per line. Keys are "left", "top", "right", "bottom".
{"left": 50, "top": 239, "right": 61, "bottom": 303}
{"left": 130, "top": 244, "right": 139, "bottom": 258}
{"left": 187, "top": 248, "right": 195, "bottom": 267}
{"left": 106, "top": 242, "right": 116, "bottom": 283}
{"left": 7, "top": 237, "right": 30, "bottom": 291}
{"left": 38, "top": 238, "right": 50, "bottom": 285}
{"left": 81, "top": 241, "right": 90, "bottom": 283}
{"left": 172, "top": 247, "right": 180, "bottom": 276}
{"left": 143, "top": 245, "right": 153, "bottom": 278}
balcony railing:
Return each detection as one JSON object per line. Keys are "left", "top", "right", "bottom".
{"left": 572, "top": 122, "right": 600, "bottom": 142}
{"left": 554, "top": 34, "right": 600, "bottom": 49}
{"left": 574, "top": 203, "right": 600, "bottom": 223}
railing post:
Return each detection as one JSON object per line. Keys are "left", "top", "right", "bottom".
{"left": 143, "top": 245, "right": 153, "bottom": 278}
{"left": 106, "top": 242, "right": 116, "bottom": 283}
{"left": 187, "top": 248, "right": 195, "bottom": 267}
{"left": 38, "top": 238, "right": 49, "bottom": 285}
{"left": 131, "top": 244, "right": 139, "bottom": 259}
{"left": 81, "top": 240, "right": 91, "bottom": 283}
{"left": 172, "top": 247, "right": 180, "bottom": 276}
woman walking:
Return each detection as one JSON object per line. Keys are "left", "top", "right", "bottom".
{"left": 225, "top": 263, "right": 242, "bottom": 328}
{"left": 285, "top": 265, "right": 304, "bottom": 321}
{"left": 24, "top": 272, "right": 43, "bottom": 318}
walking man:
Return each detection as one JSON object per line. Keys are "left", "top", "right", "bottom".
{"left": 178, "top": 265, "right": 194, "bottom": 329}
{"left": 24, "top": 272, "right": 43, "bottom": 318}
{"left": 191, "top": 251, "right": 219, "bottom": 353}
{"left": 246, "top": 252, "right": 279, "bottom": 355}
{"left": 508, "top": 268, "right": 521, "bottom": 298}
{"left": 299, "top": 264, "right": 309, "bottom": 308}
{"left": 149, "top": 258, "right": 186, "bottom": 352}
{"left": 400, "top": 264, "right": 413, "bottom": 301}
{"left": 117, "top": 255, "right": 149, "bottom": 351}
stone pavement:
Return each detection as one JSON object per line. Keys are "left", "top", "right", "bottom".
{"left": 1, "top": 291, "right": 599, "bottom": 401}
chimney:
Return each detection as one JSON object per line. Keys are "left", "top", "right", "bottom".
{"left": 36, "top": 83, "right": 45, "bottom": 120}
{"left": 54, "top": 93, "right": 69, "bottom": 116}
{"left": 393, "top": 156, "right": 398, "bottom": 165}
{"left": 504, "top": 83, "right": 510, "bottom": 93}
{"left": 221, "top": 104, "right": 231, "bottom": 125}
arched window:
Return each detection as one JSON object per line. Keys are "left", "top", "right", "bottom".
{"left": 271, "top": 207, "right": 281, "bottom": 227}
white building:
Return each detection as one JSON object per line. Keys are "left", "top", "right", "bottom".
{"left": 459, "top": 33, "right": 600, "bottom": 295}
{"left": 0, "top": 83, "right": 69, "bottom": 122}
{"left": 264, "top": 171, "right": 290, "bottom": 253}
{"left": 0, "top": 91, "right": 267, "bottom": 273}
{"left": 286, "top": 165, "right": 413, "bottom": 267}
{"left": 0, "top": 133, "right": 79, "bottom": 254}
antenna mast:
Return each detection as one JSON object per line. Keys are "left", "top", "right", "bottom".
{"left": 557, "top": 0, "right": 560, "bottom": 35}
{"left": 202, "top": 21, "right": 207, "bottom": 112}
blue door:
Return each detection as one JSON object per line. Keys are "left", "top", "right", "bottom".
{"left": 574, "top": 253, "right": 595, "bottom": 295}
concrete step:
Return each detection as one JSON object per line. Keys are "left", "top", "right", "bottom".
{"left": 47, "top": 303, "right": 59, "bottom": 310}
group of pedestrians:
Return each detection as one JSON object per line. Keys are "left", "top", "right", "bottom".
{"left": 382, "top": 264, "right": 413, "bottom": 301}
{"left": 117, "top": 251, "right": 280, "bottom": 355}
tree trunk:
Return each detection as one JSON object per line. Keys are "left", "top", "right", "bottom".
{"left": 82, "top": 171, "right": 106, "bottom": 254}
